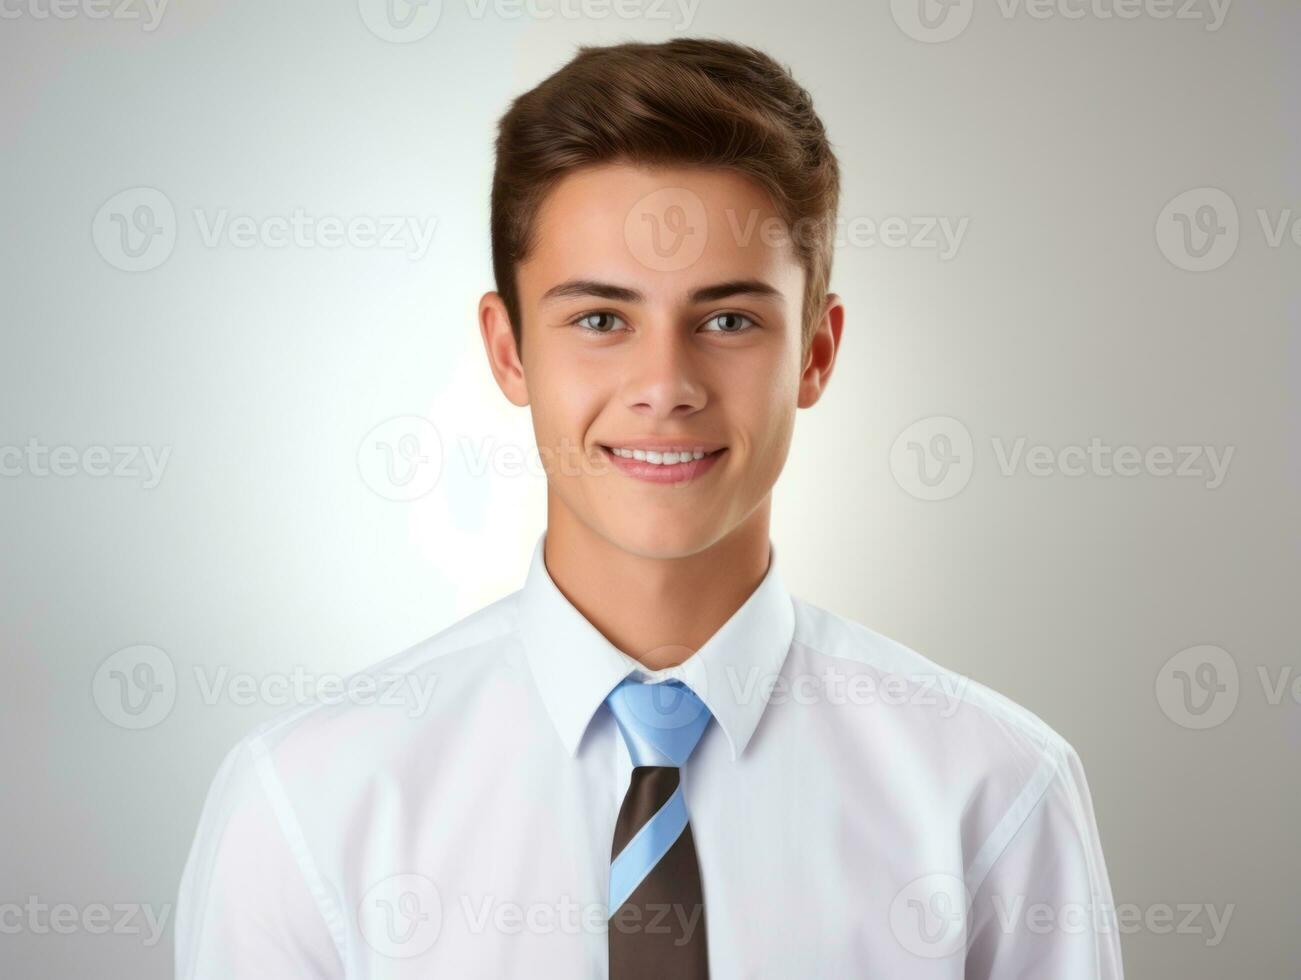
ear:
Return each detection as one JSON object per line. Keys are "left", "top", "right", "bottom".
{"left": 797, "top": 293, "right": 844, "bottom": 409}
{"left": 479, "top": 291, "right": 529, "bottom": 407}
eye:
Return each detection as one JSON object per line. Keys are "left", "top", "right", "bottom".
{"left": 700, "top": 312, "right": 755, "bottom": 334}
{"left": 572, "top": 312, "right": 625, "bottom": 334}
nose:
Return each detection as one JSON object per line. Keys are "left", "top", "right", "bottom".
{"left": 622, "top": 325, "right": 707, "bottom": 419}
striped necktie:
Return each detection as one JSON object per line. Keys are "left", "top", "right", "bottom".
{"left": 604, "top": 677, "right": 713, "bottom": 979}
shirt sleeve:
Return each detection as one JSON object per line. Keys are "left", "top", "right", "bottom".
{"left": 174, "top": 736, "right": 345, "bottom": 980}
{"left": 964, "top": 741, "right": 1124, "bottom": 979}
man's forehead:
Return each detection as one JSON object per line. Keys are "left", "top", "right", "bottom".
{"left": 546, "top": 165, "right": 777, "bottom": 221}
{"left": 523, "top": 163, "right": 800, "bottom": 288}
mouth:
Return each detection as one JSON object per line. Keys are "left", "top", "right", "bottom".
{"left": 597, "top": 444, "right": 727, "bottom": 485}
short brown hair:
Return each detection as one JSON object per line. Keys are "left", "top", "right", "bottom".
{"left": 490, "top": 38, "right": 840, "bottom": 355}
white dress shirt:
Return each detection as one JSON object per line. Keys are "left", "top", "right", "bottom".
{"left": 175, "top": 532, "right": 1123, "bottom": 978}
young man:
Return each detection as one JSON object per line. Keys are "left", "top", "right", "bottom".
{"left": 176, "top": 39, "right": 1122, "bottom": 979}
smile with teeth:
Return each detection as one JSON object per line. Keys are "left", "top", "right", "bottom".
{"left": 603, "top": 447, "right": 720, "bottom": 465}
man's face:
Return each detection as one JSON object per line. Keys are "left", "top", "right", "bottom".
{"left": 494, "top": 163, "right": 827, "bottom": 560}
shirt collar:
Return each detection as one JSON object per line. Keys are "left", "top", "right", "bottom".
{"left": 516, "top": 530, "right": 795, "bottom": 762}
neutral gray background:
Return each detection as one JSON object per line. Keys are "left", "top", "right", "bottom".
{"left": 2, "top": 0, "right": 1297, "bottom": 976}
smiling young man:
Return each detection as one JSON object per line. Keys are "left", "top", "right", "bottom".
{"left": 176, "top": 39, "right": 1122, "bottom": 979}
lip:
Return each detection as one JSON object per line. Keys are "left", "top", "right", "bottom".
{"left": 600, "top": 438, "right": 727, "bottom": 453}
{"left": 598, "top": 444, "right": 726, "bottom": 485}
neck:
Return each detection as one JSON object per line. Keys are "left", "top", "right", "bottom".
{"left": 541, "top": 499, "right": 773, "bottom": 670}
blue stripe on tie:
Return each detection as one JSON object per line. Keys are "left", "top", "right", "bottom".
{"left": 607, "top": 784, "right": 689, "bottom": 917}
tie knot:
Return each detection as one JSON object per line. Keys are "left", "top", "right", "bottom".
{"left": 605, "top": 677, "right": 713, "bottom": 767}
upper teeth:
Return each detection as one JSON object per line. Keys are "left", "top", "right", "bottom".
{"left": 610, "top": 447, "right": 708, "bottom": 464}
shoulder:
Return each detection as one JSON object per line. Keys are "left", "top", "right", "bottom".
{"left": 788, "top": 594, "right": 1074, "bottom": 760}
{"left": 219, "top": 589, "right": 529, "bottom": 791}
{"left": 176, "top": 595, "right": 528, "bottom": 975}
{"left": 785, "top": 596, "right": 1090, "bottom": 857}
{"left": 786, "top": 597, "right": 1106, "bottom": 891}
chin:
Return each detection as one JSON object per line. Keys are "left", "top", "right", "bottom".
{"left": 602, "top": 516, "right": 720, "bottom": 561}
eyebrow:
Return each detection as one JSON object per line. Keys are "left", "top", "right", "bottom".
{"left": 539, "top": 278, "right": 781, "bottom": 305}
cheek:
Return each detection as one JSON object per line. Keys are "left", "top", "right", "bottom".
{"left": 724, "top": 349, "right": 801, "bottom": 453}
{"left": 755, "top": 407, "right": 797, "bottom": 466}
{"left": 531, "top": 356, "right": 605, "bottom": 447}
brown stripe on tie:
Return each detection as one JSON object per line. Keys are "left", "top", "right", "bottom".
{"left": 609, "top": 766, "right": 709, "bottom": 979}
